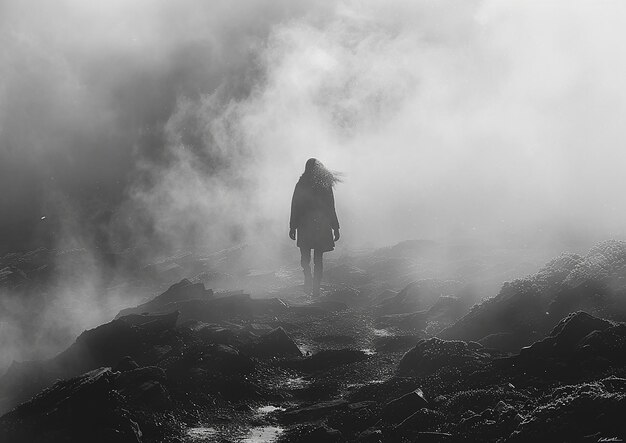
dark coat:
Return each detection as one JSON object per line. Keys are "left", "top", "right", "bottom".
{"left": 290, "top": 177, "right": 339, "bottom": 252}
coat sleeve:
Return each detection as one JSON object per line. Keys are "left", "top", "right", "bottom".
{"left": 290, "top": 183, "right": 301, "bottom": 230}
{"left": 328, "top": 188, "right": 340, "bottom": 230}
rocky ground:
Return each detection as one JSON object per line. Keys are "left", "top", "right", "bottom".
{"left": 1, "top": 240, "right": 626, "bottom": 442}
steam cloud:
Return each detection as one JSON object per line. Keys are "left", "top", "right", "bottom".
{"left": 127, "top": 0, "right": 626, "bottom": 253}
{"left": 2, "top": 0, "right": 626, "bottom": 367}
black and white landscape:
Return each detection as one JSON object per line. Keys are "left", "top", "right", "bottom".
{"left": 2, "top": 1, "right": 626, "bottom": 442}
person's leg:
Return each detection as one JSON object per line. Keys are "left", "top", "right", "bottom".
{"left": 313, "top": 249, "right": 323, "bottom": 296}
{"left": 300, "top": 248, "right": 312, "bottom": 292}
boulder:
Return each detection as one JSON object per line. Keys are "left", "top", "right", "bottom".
{"left": 375, "top": 280, "right": 461, "bottom": 316}
{"left": 519, "top": 311, "right": 614, "bottom": 360}
{"left": 281, "top": 399, "right": 348, "bottom": 423}
{"left": 0, "top": 368, "right": 142, "bottom": 443}
{"left": 398, "top": 338, "right": 493, "bottom": 377}
{"left": 114, "top": 366, "right": 171, "bottom": 410}
{"left": 247, "top": 327, "right": 302, "bottom": 358}
{"left": 381, "top": 388, "right": 428, "bottom": 423}
{"left": 117, "top": 279, "right": 213, "bottom": 317}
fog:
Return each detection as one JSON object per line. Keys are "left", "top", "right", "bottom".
{"left": 2, "top": 0, "right": 626, "bottom": 367}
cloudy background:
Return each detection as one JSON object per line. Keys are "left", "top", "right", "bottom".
{"left": 2, "top": 0, "right": 626, "bottom": 257}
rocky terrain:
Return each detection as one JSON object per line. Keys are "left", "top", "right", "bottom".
{"left": 1, "top": 240, "right": 626, "bottom": 442}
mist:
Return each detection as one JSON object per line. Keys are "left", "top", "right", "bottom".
{"left": 2, "top": 0, "right": 626, "bottom": 369}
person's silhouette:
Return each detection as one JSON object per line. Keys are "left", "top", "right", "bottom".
{"left": 289, "top": 158, "right": 341, "bottom": 296}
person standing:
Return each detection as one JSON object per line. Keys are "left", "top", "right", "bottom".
{"left": 289, "top": 158, "right": 341, "bottom": 295}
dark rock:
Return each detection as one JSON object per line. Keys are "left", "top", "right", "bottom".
{"left": 279, "top": 423, "right": 343, "bottom": 442}
{"left": 248, "top": 327, "right": 302, "bottom": 358}
{"left": 509, "top": 378, "right": 626, "bottom": 442}
{"left": 281, "top": 424, "right": 346, "bottom": 443}
{"left": 119, "top": 292, "right": 288, "bottom": 322}
{"left": 118, "top": 279, "right": 212, "bottom": 317}
{"left": 439, "top": 278, "right": 546, "bottom": 346}
{"left": 397, "top": 337, "right": 494, "bottom": 377}
{"left": 381, "top": 388, "right": 428, "bottom": 423}
{"left": 519, "top": 311, "right": 614, "bottom": 360}
{"left": 114, "top": 356, "right": 140, "bottom": 372}
{"left": 114, "top": 366, "right": 170, "bottom": 409}
{"left": 440, "top": 242, "right": 626, "bottom": 351}
{"left": 118, "top": 311, "right": 179, "bottom": 333}
{"left": 198, "top": 324, "right": 257, "bottom": 347}
{"left": 413, "top": 431, "right": 453, "bottom": 442}
{"left": 293, "top": 378, "right": 341, "bottom": 401}
{"left": 394, "top": 408, "right": 444, "bottom": 433}
{"left": 356, "top": 428, "right": 384, "bottom": 443}
{"left": 477, "top": 332, "right": 537, "bottom": 353}
{"left": 165, "top": 344, "right": 254, "bottom": 380}
{"left": 0, "top": 368, "right": 143, "bottom": 443}
{"left": 577, "top": 323, "right": 626, "bottom": 364}
{"left": 290, "top": 349, "right": 369, "bottom": 373}
{"left": 375, "top": 279, "right": 461, "bottom": 315}
{"left": 281, "top": 399, "right": 348, "bottom": 423}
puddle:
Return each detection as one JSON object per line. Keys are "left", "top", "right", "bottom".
{"left": 241, "top": 426, "right": 284, "bottom": 443}
{"left": 256, "top": 405, "right": 285, "bottom": 415}
{"left": 187, "top": 427, "right": 218, "bottom": 440}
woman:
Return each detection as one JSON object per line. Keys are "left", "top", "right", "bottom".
{"left": 289, "top": 158, "right": 341, "bottom": 295}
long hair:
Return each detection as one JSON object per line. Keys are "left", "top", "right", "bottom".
{"left": 300, "top": 158, "right": 342, "bottom": 189}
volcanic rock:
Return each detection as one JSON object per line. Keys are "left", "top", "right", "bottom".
{"left": 393, "top": 408, "right": 445, "bottom": 433}
{"left": 246, "top": 327, "right": 303, "bottom": 358}
{"left": 281, "top": 399, "right": 348, "bottom": 423}
{"left": 291, "top": 349, "right": 370, "bottom": 373}
{"left": 118, "top": 291, "right": 288, "bottom": 322}
{"left": 114, "top": 356, "right": 140, "bottom": 372}
{"left": 114, "top": 366, "right": 171, "bottom": 409}
{"left": 381, "top": 388, "right": 428, "bottom": 423}
{"left": 440, "top": 242, "right": 626, "bottom": 351}
{"left": 518, "top": 311, "right": 614, "bottom": 360}
{"left": 279, "top": 423, "right": 344, "bottom": 443}
{"left": 118, "top": 311, "right": 179, "bottom": 332}
{"left": 117, "top": 279, "right": 212, "bottom": 317}
{"left": 0, "top": 368, "right": 143, "bottom": 443}
{"left": 375, "top": 279, "right": 461, "bottom": 316}
{"left": 397, "top": 338, "right": 493, "bottom": 377}
{"left": 509, "top": 378, "right": 626, "bottom": 442}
